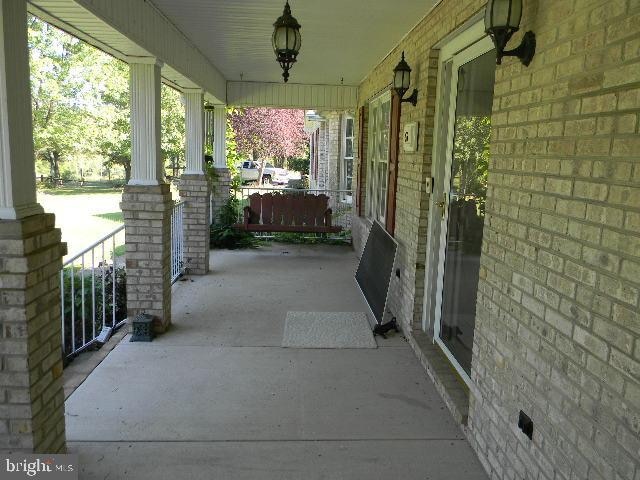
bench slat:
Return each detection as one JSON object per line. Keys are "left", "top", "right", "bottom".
{"left": 235, "top": 192, "right": 343, "bottom": 234}
{"left": 272, "top": 194, "right": 286, "bottom": 226}
{"left": 262, "top": 193, "right": 273, "bottom": 225}
{"left": 292, "top": 196, "right": 305, "bottom": 226}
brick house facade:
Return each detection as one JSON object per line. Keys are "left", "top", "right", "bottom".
{"left": 308, "top": 110, "right": 356, "bottom": 195}
{"left": 351, "top": 1, "right": 640, "bottom": 479}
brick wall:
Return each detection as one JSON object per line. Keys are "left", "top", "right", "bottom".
{"left": 121, "top": 184, "right": 173, "bottom": 333}
{"left": 311, "top": 111, "right": 354, "bottom": 193}
{"left": 179, "top": 173, "right": 211, "bottom": 275}
{"left": 353, "top": 0, "right": 640, "bottom": 479}
{"left": 0, "top": 214, "right": 67, "bottom": 452}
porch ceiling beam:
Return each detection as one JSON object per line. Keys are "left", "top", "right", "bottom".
{"left": 28, "top": 0, "right": 226, "bottom": 103}
{"left": 227, "top": 81, "right": 358, "bottom": 110}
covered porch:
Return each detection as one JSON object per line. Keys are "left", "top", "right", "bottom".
{"left": 2, "top": 0, "right": 639, "bottom": 478}
{"left": 64, "top": 244, "right": 486, "bottom": 479}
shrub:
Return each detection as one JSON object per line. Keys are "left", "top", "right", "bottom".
{"left": 210, "top": 197, "right": 260, "bottom": 249}
{"left": 288, "top": 157, "right": 309, "bottom": 175}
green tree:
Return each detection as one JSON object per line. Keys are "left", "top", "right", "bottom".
{"left": 29, "top": 16, "right": 188, "bottom": 184}
{"left": 161, "top": 86, "right": 185, "bottom": 178}
{"left": 28, "top": 16, "right": 103, "bottom": 180}
{"left": 452, "top": 116, "right": 491, "bottom": 206}
{"left": 97, "top": 59, "right": 131, "bottom": 181}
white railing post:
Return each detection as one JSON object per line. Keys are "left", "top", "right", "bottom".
{"left": 59, "top": 225, "right": 126, "bottom": 359}
{"left": 170, "top": 201, "right": 185, "bottom": 283}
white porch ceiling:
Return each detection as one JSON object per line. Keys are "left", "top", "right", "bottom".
{"left": 149, "top": 0, "right": 439, "bottom": 86}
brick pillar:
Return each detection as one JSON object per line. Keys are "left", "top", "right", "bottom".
{"left": 179, "top": 174, "right": 211, "bottom": 274}
{"left": 0, "top": 214, "right": 67, "bottom": 453}
{"left": 121, "top": 184, "right": 172, "bottom": 333}
{"left": 210, "top": 167, "right": 231, "bottom": 225}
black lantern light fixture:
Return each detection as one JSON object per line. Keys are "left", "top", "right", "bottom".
{"left": 485, "top": 0, "right": 536, "bottom": 66}
{"left": 392, "top": 52, "right": 418, "bottom": 106}
{"left": 272, "top": 1, "right": 302, "bottom": 83}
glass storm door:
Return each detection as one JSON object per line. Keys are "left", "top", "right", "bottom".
{"left": 433, "top": 40, "right": 496, "bottom": 383}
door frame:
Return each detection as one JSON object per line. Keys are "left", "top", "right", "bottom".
{"left": 421, "top": 20, "right": 494, "bottom": 388}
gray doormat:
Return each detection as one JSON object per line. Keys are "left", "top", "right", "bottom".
{"left": 282, "top": 311, "right": 377, "bottom": 349}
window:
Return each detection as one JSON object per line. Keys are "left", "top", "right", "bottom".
{"left": 341, "top": 115, "right": 354, "bottom": 202}
{"left": 366, "top": 91, "right": 391, "bottom": 223}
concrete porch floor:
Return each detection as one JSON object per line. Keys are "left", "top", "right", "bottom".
{"left": 65, "top": 244, "right": 488, "bottom": 479}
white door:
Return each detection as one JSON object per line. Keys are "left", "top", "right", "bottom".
{"left": 424, "top": 33, "right": 496, "bottom": 386}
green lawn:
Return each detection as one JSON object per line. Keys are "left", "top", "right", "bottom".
{"left": 93, "top": 211, "right": 124, "bottom": 223}
{"left": 37, "top": 180, "right": 124, "bottom": 196}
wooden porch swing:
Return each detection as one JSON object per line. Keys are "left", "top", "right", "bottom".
{"left": 234, "top": 192, "right": 343, "bottom": 234}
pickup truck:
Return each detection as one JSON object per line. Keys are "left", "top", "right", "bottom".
{"left": 239, "top": 161, "right": 289, "bottom": 185}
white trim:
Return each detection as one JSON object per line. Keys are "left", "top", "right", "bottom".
{"left": 213, "top": 105, "right": 227, "bottom": 168}
{"left": 0, "top": 203, "right": 44, "bottom": 221}
{"left": 340, "top": 114, "right": 355, "bottom": 202}
{"left": 421, "top": 19, "right": 494, "bottom": 388}
{"left": 435, "top": 335, "right": 473, "bottom": 386}
{"left": 182, "top": 87, "right": 204, "bottom": 94}
{"left": 127, "top": 179, "right": 161, "bottom": 186}
{"left": 439, "top": 20, "right": 488, "bottom": 59}
{"left": 227, "top": 81, "right": 358, "bottom": 109}
{"left": 125, "top": 56, "right": 164, "bottom": 68}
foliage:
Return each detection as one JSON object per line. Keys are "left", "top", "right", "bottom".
{"left": 97, "top": 59, "right": 132, "bottom": 181}
{"left": 204, "top": 108, "right": 240, "bottom": 186}
{"left": 225, "top": 108, "right": 242, "bottom": 176}
{"left": 61, "top": 265, "right": 126, "bottom": 357}
{"left": 162, "top": 86, "right": 186, "bottom": 175}
{"left": 29, "top": 16, "right": 188, "bottom": 184}
{"left": 451, "top": 116, "right": 490, "bottom": 213}
{"left": 210, "top": 197, "right": 259, "bottom": 250}
{"left": 287, "top": 157, "right": 310, "bottom": 175}
{"left": 450, "top": 115, "right": 491, "bottom": 255}
{"left": 229, "top": 108, "right": 307, "bottom": 176}
{"left": 28, "top": 16, "right": 105, "bottom": 179}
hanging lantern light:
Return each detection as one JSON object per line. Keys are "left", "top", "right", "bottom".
{"left": 392, "top": 52, "right": 418, "bottom": 106}
{"left": 485, "top": 0, "right": 536, "bottom": 66}
{"left": 272, "top": 1, "right": 302, "bottom": 83}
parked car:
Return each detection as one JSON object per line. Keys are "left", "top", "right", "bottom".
{"left": 239, "top": 161, "right": 289, "bottom": 185}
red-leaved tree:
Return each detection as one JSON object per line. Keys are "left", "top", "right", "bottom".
{"left": 229, "top": 108, "right": 307, "bottom": 183}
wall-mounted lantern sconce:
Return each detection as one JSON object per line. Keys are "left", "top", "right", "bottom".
{"left": 485, "top": 0, "right": 536, "bottom": 66}
{"left": 272, "top": 1, "right": 302, "bottom": 83}
{"left": 392, "top": 52, "right": 418, "bottom": 106}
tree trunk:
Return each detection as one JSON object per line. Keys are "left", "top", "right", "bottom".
{"left": 124, "top": 163, "right": 131, "bottom": 183}
{"left": 48, "top": 151, "right": 60, "bottom": 181}
{"left": 254, "top": 149, "right": 266, "bottom": 186}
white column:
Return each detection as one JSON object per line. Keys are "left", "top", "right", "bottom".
{"left": 213, "top": 105, "right": 227, "bottom": 168}
{"left": 129, "top": 59, "right": 164, "bottom": 185}
{"left": 183, "top": 89, "right": 204, "bottom": 174}
{"left": 0, "top": 0, "right": 43, "bottom": 220}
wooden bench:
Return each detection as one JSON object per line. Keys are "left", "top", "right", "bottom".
{"left": 234, "top": 192, "right": 343, "bottom": 233}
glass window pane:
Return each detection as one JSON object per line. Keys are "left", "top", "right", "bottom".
{"left": 346, "top": 118, "right": 354, "bottom": 138}
{"left": 345, "top": 138, "right": 353, "bottom": 158}
{"left": 439, "top": 50, "right": 496, "bottom": 377}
